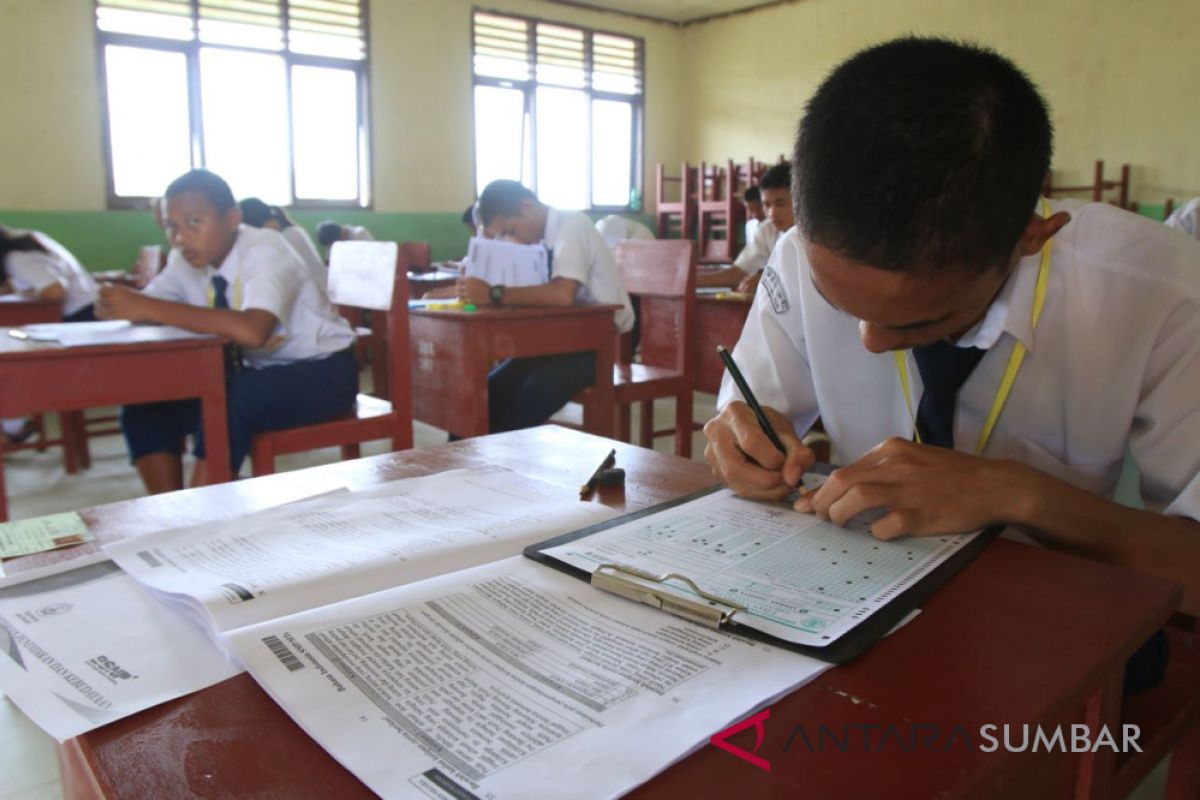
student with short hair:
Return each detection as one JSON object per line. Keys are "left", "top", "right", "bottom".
{"left": 452, "top": 179, "right": 635, "bottom": 432}
{"left": 696, "top": 163, "right": 794, "bottom": 293}
{"left": 316, "top": 220, "right": 375, "bottom": 253}
{"left": 239, "top": 198, "right": 326, "bottom": 286}
{"left": 594, "top": 214, "right": 655, "bottom": 249}
{"left": 704, "top": 40, "right": 1200, "bottom": 691}
{"left": 742, "top": 184, "right": 766, "bottom": 243}
{"left": 99, "top": 169, "right": 358, "bottom": 493}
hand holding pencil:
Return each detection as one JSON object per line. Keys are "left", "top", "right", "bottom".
{"left": 703, "top": 345, "right": 814, "bottom": 501}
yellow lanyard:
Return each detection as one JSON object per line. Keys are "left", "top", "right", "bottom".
{"left": 893, "top": 200, "right": 1053, "bottom": 456}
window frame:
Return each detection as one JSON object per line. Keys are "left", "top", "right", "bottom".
{"left": 94, "top": 0, "right": 372, "bottom": 210}
{"left": 470, "top": 8, "right": 645, "bottom": 214}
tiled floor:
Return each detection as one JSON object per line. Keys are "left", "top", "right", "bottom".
{"left": 0, "top": 390, "right": 1171, "bottom": 799}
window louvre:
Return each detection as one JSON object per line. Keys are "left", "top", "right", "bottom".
{"left": 473, "top": 12, "right": 531, "bottom": 81}
{"left": 198, "top": 0, "right": 284, "bottom": 49}
{"left": 96, "top": 0, "right": 194, "bottom": 40}
{"left": 592, "top": 33, "right": 640, "bottom": 95}
{"left": 536, "top": 23, "right": 584, "bottom": 88}
{"left": 288, "top": 0, "right": 366, "bottom": 60}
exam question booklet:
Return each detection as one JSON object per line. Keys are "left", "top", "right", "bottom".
{"left": 464, "top": 237, "right": 550, "bottom": 288}
{"left": 533, "top": 485, "right": 984, "bottom": 658}
{"left": 106, "top": 467, "right": 621, "bottom": 652}
{"left": 227, "top": 555, "right": 830, "bottom": 800}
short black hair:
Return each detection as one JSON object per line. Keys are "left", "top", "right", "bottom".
{"left": 794, "top": 37, "right": 1053, "bottom": 275}
{"left": 0, "top": 225, "right": 48, "bottom": 280}
{"left": 239, "top": 197, "right": 274, "bottom": 228}
{"left": 759, "top": 163, "right": 791, "bottom": 191}
{"left": 461, "top": 204, "right": 477, "bottom": 226}
{"left": 316, "top": 220, "right": 342, "bottom": 247}
{"left": 743, "top": 186, "right": 761, "bottom": 203}
{"left": 164, "top": 169, "right": 237, "bottom": 214}
{"left": 475, "top": 180, "right": 538, "bottom": 226}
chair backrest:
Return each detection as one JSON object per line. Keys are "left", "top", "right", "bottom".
{"left": 613, "top": 239, "right": 696, "bottom": 373}
{"left": 400, "top": 241, "right": 432, "bottom": 271}
{"left": 328, "top": 240, "right": 415, "bottom": 406}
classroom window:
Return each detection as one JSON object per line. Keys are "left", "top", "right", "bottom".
{"left": 471, "top": 11, "right": 644, "bottom": 211}
{"left": 96, "top": 0, "right": 370, "bottom": 208}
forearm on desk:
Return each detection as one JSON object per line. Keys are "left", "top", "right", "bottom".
{"left": 129, "top": 296, "right": 278, "bottom": 348}
{"left": 501, "top": 278, "right": 577, "bottom": 307}
{"left": 1004, "top": 461, "right": 1200, "bottom": 616}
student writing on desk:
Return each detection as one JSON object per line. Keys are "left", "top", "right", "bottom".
{"left": 696, "top": 162, "right": 793, "bottom": 294}
{"left": 96, "top": 169, "right": 358, "bottom": 493}
{"left": 427, "top": 179, "right": 635, "bottom": 432}
{"left": 704, "top": 38, "right": 1200, "bottom": 692}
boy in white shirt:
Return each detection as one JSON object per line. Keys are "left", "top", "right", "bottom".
{"left": 704, "top": 38, "right": 1198, "bottom": 691}
{"left": 449, "top": 180, "right": 635, "bottom": 432}
{"left": 0, "top": 226, "right": 98, "bottom": 321}
{"left": 594, "top": 214, "right": 655, "bottom": 249}
{"left": 98, "top": 170, "right": 357, "bottom": 493}
{"left": 316, "top": 220, "right": 375, "bottom": 256}
{"left": 742, "top": 185, "right": 766, "bottom": 244}
{"left": 239, "top": 198, "right": 327, "bottom": 287}
{"left": 696, "top": 163, "right": 793, "bottom": 293}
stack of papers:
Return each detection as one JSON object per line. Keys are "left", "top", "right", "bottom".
{"left": 10, "top": 321, "right": 208, "bottom": 347}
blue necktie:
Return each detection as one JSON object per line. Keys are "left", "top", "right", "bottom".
{"left": 210, "top": 275, "right": 242, "bottom": 373}
{"left": 911, "top": 340, "right": 986, "bottom": 449}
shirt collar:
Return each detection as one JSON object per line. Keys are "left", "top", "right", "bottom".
{"left": 952, "top": 252, "right": 1040, "bottom": 351}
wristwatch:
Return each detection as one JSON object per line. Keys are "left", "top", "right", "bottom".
{"left": 489, "top": 284, "right": 506, "bottom": 305}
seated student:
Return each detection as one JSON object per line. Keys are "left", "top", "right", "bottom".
{"left": 1165, "top": 197, "right": 1200, "bottom": 240}
{"left": 695, "top": 163, "right": 793, "bottom": 293}
{"left": 441, "top": 179, "right": 635, "bottom": 433}
{"left": 462, "top": 204, "right": 478, "bottom": 237}
{"left": 316, "top": 220, "right": 375, "bottom": 256}
{"left": 594, "top": 214, "right": 655, "bottom": 249}
{"left": 705, "top": 38, "right": 1199, "bottom": 692}
{"left": 97, "top": 169, "right": 357, "bottom": 494}
{"left": 742, "top": 185, "right": 766, "bottom": 244}
{"left": 0, "top": 226, "right": 100, "bottom": 441}
{"left": 239, "top": 198, "right": 326, "bottom": 286}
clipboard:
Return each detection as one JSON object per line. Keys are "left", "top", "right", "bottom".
{"left": 524, "top": 478, "right": 998, "bottom": 664}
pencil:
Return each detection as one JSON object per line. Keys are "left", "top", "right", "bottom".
{"left": 716, "top": 344, "right": 787, "bottom": 456}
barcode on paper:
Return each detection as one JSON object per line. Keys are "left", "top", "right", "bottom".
{"left": 262, "top": 635, "right": 304, "bottom": 672}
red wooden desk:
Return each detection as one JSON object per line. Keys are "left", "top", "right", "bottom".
{"left": 406, "top": 268, "right": 459, "bottom": 298}
{"left": 693, "top": 293, "right": 751, "bottom": 394}
{"left": 409, "top": 305, "right": 616, "bottom": 439}
{"left": 0, "top": 330, "right": 233, "bottom": 521}
{"left": 0, "top": 294, "right": 62, "bottom": 326}
{"left": 7, "top": 426, "right": 1177, "bottom": 799}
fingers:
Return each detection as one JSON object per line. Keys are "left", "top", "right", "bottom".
{"left": 703, "top": 409, "right": 793, "bottom": 501}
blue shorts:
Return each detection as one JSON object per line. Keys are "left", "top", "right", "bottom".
{"left": 121, "top": 347, "right": 358, "bottom": 475}
{"left": 487, "top": 351, "right": 596, "bottom": 433}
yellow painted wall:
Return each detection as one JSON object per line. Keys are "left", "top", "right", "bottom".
{"left": 0, "top": 0, "right": 682, "bottom": 212}
{"left": 679, "top": 0, "right": 1200, "bottom": 200}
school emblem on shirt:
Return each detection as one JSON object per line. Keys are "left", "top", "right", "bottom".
{"left": 761, "top": 267, "right": 790, "bottom": 315}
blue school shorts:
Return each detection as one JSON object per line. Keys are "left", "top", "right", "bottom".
{"left": 120, "top": 346, "right": 357, "bottom": 475}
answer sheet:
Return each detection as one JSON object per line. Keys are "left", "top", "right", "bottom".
{"left": 0, "top": 560, "right": 239, "bottom": 741}
{"left": 544, "top": 488, "right": 978, "bottom": 648}
{"left": 107, "top": 468, "right": 620, "bottom": 637}
{"left": 229, "top": 556, "right": 828, "bottom": 800}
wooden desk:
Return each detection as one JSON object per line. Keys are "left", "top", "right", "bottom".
{"left": 0, "top": 294, "right": 61, "bottom": 326}
{"left": 0, "top": 330, "right": 233, "bottom": 521}
{"left": 17, "top": 426, "right": 1177, "bottom": 800}
{"left": 409, "top": 305, "right": 616, "bottom": 439}
{"left": 693, "top": 293, "right": 751, "bottom": 394}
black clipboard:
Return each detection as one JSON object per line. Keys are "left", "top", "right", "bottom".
{"left": 524, "top": 481, "right": 997, "bottom": 664}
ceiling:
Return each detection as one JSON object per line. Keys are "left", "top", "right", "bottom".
{"left": 548, "top": 0, "right": 788, "bottom": 25}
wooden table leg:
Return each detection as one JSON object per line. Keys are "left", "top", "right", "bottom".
{"left": 197, "top": 349, "right": 232, "bottom": 483}
{"left": 582, "top": 324, "right": 615, "bottom": 439}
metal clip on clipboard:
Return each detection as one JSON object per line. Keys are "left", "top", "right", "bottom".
{"left": 591, "top": 563, "right": 746, "bottom": 629}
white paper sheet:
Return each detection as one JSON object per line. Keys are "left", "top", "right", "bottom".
{"left": 228, "top": 556, "right": 829, "bottom": 800}
{"left": 13, "top": 321, "right": 209, "bottom": 347}
{"left": 465, "top": 237, "right": 550, "bottom": 288}
{"left": 0, "top": 560, "right": 240, "bottom": 741}
{"left": 544, "top": 488, "right": 978, "bottom": 648}
{"left": 107, "top": 468, "right": 620, "bottom": 638}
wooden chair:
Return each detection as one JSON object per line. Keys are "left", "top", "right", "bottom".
{"left": 1043, "top": 159, "right": 1131, "bottom": 208}
{"left": 248, "top": 241, "right": 414, "bottom": 475}
{"left": 655, "top": 162, "right": 698, "bottom": 241}
{"left": 697, "top": 161, "right": 745, "bottom": 264}
{"left": 357, "top": 240, "right": 430, "bottom": 399}
{"left": 612, "top": 239, "right": 697, "bottom": 457}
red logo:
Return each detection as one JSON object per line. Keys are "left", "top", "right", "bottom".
{"left": 710, "top": 708, "right": 771, "bottom": 771}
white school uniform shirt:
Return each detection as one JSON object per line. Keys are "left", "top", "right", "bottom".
{"left": 280, "top": 225, "right": 327, "bottom": 287}
{"left": 718, "top": 198, "right": 1200, "bottom": 521}
{"left": 1165, "top": 197, "right": 1200, "bottom": 240}
{"left": 744, "top": 217, "right": 761, "bottom": 246}
{"left": 733, "top": 219, "right": 781, "bottom": 275}
{"left": 543, "top": 207, "right": 636, "bottom": 334}
{"left": 346, "top": 225, "right": 374, "bottom": 241}
{"left": 4, "top": 246, "right": 98, "bottom": 316}
{"left": 145, "top": 225, "right": 354, "bottom": 368}
{"left": 594, "top": 214, "right": 655, "bottom": 249}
